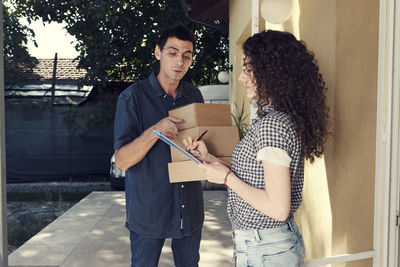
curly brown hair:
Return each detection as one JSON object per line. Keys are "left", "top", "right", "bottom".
{"left": 243, "top": 30, "right": 329, "bottom": 162}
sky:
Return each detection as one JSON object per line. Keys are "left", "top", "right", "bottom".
{"left": 21, "top": 18, "right": 79, "bottom": 59}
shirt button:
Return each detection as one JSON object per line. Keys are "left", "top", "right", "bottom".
{"left": 181, "top": 185, "right": 185, "bottom": 188}
{"left": 163, "top": 95, "right": 167, "bottom": 98}
{"left": 181, "top": 205, "right": 185, "bottom": 208}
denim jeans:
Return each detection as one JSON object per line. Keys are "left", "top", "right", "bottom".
{"left": 129, "top": 226, "right": 202, "bottom": 267}
{"left": 232, "top": 217, "right": 305, "bottom": 267}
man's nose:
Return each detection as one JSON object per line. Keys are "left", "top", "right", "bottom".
{"left": 176, "top": 57, "right": 183, "bottom": 66}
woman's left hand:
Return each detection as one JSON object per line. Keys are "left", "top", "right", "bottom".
{"left": 199, "top": 162, "right": 230, "bottom": 185}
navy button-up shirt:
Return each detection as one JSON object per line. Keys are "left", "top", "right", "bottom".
{"left": 114, "top": 70, "right": 204, "bottom": 238}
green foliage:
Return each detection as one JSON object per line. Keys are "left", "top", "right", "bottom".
{"left": 7, "top": 191, "right": 85, "bottom": 253}
{"left": 15, "top": 0, "right": 228, "bottom": 87}
{"left": 231, "top": 102, "right": 249, "bottom": 140}
{"left": 77, "top": 101, "right": 116, "bottom": 134}
{"left": 5, "top": 99, "right": 53, "bottom": 111}
{"left": 3, "top": 0, "right": 38, "bottom": 83}
{"left": 7, "top": 191, "right": 88, "bottom": 202}
{"left": 8, "top": 215, "right": 50, "bottom": 251}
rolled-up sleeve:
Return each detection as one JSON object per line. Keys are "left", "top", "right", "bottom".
{"left": 254, "top": 116, "right": 292, "bottom": 167}
{"left": 256, "top": 146, "right": 291, "bottom": 167}
{"left": 114, "top": 94, "right": 140, "bottom": 150}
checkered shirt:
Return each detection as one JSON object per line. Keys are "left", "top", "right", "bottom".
{"left": 228, "top": 104, "right": 304, "bottom": 230}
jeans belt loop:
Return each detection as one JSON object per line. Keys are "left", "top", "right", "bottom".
{"left": 253, "top": 229, "right": 261, "bottom": 242}
{"left": 287, "top": 217, "right": 294, "bottom": 232}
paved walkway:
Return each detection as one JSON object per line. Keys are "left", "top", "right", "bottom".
{"left": 8, "top": 191, "right": 233, "bottom": 267}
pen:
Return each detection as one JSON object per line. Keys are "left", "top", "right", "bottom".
{"left": 196, "top": 130, "right": 208, "bottom": 141}
{"left": 187, "top": 130, "right": 208, "bottom": 153}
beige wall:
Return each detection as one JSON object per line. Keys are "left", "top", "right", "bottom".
{"left": 330, "top": 1, "right": 378, "bottom": 266}
{"left": 229, "top": 0, "right": 252, "bottom": 125}
{"left": 229, "top": 0, "right": 379, "bottom": 265}
{"left": 294, "top": 0, "right": 336, "bottom": 262}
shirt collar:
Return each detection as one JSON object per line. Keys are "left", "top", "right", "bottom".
{"left": 261, "top": 104, "right": 275, "bottom": 116}
{"left": 252, "top": 104, "right": 275, "bottom": 124}
{"left": 149, "top": 69, "right": 188, "bottom": 99}
{"left": 176, "top": 81, "right": 189, "bottom": 100}
{"left": 149, "top": 70, "right": 165, "bottom": 97}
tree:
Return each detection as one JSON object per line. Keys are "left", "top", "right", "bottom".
{"left": 3, "top": 1, "right": 38, "bottom": 83}
{"left": 15, "top": 0, "right": 228, "bottom": 87}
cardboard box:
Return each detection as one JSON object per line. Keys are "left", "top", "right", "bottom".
{"left": 170, "top": 126, "right": 239, "bottom": 162}
{"left": 169, "top": 103, "right": 232, "bottom": 130}
{"left": 168, "top": 157, "right": 232, "bottom": 183}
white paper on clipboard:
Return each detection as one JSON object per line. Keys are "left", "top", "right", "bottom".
{"left": 152, "top": 130, "right": 201, "bottom": 164}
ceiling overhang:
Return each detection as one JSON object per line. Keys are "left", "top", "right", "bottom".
{"left": 188, "top": 0, "right": 229, "bottom": 20}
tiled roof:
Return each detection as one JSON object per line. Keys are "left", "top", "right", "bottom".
{"left": 8, "top": 58, "right": 87, "bottom": 81}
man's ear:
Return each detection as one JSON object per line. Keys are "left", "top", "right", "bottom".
{"left": 154, "top": 45, "right": 161, "bottom": 60}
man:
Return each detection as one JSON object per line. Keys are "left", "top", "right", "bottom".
{"left": 114, "top": 25, "right": 204, "bottom": 267}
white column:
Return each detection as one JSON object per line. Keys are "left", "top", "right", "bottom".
{"left": 250, "top": 0, "right": 259, "bottom": 120}
{"left": 386, "top": 0, "right": 400, "bottom": 265}
{"left": 0, "top": 1, "right": 8, "bottom": 266}
{"left": 374, "top": 0, "right": 398, "bottom": 266}
{"left": 251, "top": 0, "right": 259, "bottom": 35}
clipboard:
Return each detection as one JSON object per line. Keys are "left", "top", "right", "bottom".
{"left": 152, "top": 130, "right": 201, "bottom": 164}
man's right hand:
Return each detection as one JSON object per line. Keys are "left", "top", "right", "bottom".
{"left": 153, "top": 117, "right": 184, "bottom": 139}
{"left": 116, "top": 116, "right": 183, "bottom": 171}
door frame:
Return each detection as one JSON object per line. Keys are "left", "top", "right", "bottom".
{"left": 374, "top": 0, "right": 399, "bottom": 266}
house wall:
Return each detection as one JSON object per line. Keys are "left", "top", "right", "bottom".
{"left": 229, "top": 0, "right": 379, "bottom": 265}
{"left": 229, "top": 0, "right": 252, "bottom": 125}
{"left": 295, "top": 0, "right": 337, "bottom": 262}
{"left": 329, "top": 2, "right": 378, "bottom": 266}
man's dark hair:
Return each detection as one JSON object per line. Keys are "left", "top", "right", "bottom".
{"left": 157, "top": 24, "right": 196, "bottom": 51}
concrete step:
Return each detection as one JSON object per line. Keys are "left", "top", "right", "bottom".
{"left": 8, "top": 191, "right": 232, "bottom": 267}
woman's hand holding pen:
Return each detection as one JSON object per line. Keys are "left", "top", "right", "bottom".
{"left": 183, "top": 136, "right": 209, "bottom": 163}
{"left": 183, "top": 134, "right": 232, "bottom": 185}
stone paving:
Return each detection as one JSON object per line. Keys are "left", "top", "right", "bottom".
{"left": 6, "top": 182, "right": 234, "bottom": 267}
{"left": 6, "top": 182, "right": 113, "bottom": 254}
{"left": 8, "top": 190, "right": 233, "bottom": 267}
{"left": 7, "top": 201, "right": 76, "bottom": 253}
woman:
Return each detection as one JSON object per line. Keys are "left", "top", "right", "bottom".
{"left": 184, "top": 30, "right": 329, "bottom": 266}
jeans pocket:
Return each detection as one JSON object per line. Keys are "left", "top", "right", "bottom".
{"left": 234, "top": 251, "right": 248, "bottom": 267}
{"left": 261, "top": 238, "right": 302, "bottom": 267}
{"left": 233, "top": 232, "right": 251, "bottom": 267}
